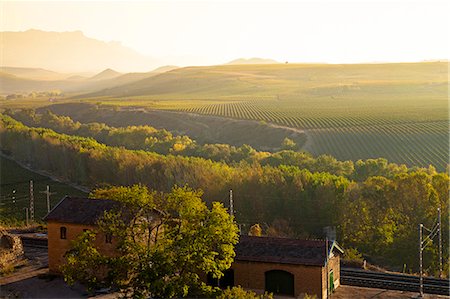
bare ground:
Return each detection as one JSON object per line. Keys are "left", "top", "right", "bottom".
{"left": 0, "top": 245, "right": 116, "bottom": 299}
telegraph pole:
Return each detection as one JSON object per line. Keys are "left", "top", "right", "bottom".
{"left": 419, "top": 223, "right": 424, "bottom": 298}
{"left": 24, "top": 208, "right": 29, "bottom": 226}
{"left": 40, "top": 185, "right": 56, "bottom": 213}
{"left": 438, "top": 208, "right": 442, "bottom": 278}
{"left": 326, "top": 237, "right": 329, "bottom": 298}
{"left": 229, "top": 189, "right": 234, "bottom": 217}
{"left": 29, "top": 180, "right": 34, "bottom": 222}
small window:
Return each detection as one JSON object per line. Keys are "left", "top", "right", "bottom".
{"left": 60, "top": 227, "right": 67, "bottom": 239}
{"left": 105, "top": 233, "right": 112, "bottom": 244}
{"left": 83, "top": 229, "right": 88, "bottom": 232}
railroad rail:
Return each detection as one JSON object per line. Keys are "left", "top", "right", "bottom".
{"left": 341, "top": 268, "right": 450, "bottom": 296}
{"left": 19, "top": 235, "right": 48, "bottom": 248}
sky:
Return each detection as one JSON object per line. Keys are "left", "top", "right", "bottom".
{"left": 1, "top": 0, "right": 449, "bottom": 67}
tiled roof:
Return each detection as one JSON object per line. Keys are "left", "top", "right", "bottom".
{"left": 235, "top": 235, "right": 339, "bottom": 266}
{"left": 44, "top": 197, "right": 341, "bottom": 267}
{"left": 43, "top": 196, "right": 120, "bottom": 225}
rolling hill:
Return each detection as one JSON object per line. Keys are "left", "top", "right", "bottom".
{"left": 0, "top": 66, "right": 68, "bottom": 81}
{"left": 0, "top": 65, "right": 178, "bottom": 94}
{"left": 89, "top": 68, "right": 122, "bottom": 81}
{"left": 79, "top": 62, "right": 448, "bottom": 99}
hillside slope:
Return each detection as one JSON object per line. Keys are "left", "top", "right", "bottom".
{"left": 0, "top": 66, "right": 68, "bottom": 80}
{"left": 79, "top": 62, "right": 448, "bottom": 98}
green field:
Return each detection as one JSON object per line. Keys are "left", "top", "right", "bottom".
{"left": 0, "top": 155, "right": 87, "bottom": 225}
{"left": 173, "top": 89, "right": 448, "bottom": 169}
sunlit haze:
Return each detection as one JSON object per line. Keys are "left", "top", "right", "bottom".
{"left": 1, "top": 0, "right": 449, "bottom": 71}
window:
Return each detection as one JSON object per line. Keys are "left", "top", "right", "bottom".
{"left": 83, "top": 229, "right": 88, "bottom": 233}
{"left": 105, "top": 233, "right": 112, "bottom": 244}
{"left": 60, "top": 227, "right": 67, "bottom": 239}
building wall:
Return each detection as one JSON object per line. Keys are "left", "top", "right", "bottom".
{"left": 321, "top": 254, "right": 341, "bottom": 299}
{"left": 232, "top": 260, "right": 324, "bottom": 298}
{"left": 47, "top": 221, "right": 116, "bottom": 273}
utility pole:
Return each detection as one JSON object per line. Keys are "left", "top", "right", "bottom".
{"left": 29, "top": 180, "right": 34, "bottom": 222}
{"left": 438, "top": 207, "right": 442, "bottom": 278}
{"left": 24, "top": 207, "right": 29, "bottom": 226}
{"left": 229, "top": 189, "right": 234, "bottom": 217}
{"left": 40, "top": 185, "right": 56, "bottom": 213}
{"left": 326, "top": 237, "right": 329, "bottom": 299}
{"left": 417, "top": 209, "right": 442, "bottom": 297}
{"left": 419, "top": 223, "right": 424, "bottom": 298}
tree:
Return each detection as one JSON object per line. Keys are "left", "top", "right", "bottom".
{"left": 281, "top": 137, "right": 297, "bottom": 150}
{"left": 218, "top": 286, "right": 273, "bottom": 299}
{"left": 62, "top": 185, "right": 239, "bottom": 298}
{"left": 248, "top": 224, "right": 262, "bottom": 236}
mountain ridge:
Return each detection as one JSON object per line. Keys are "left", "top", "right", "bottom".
{"left": 0, "top": 29, "right": 157, "bottom": 73}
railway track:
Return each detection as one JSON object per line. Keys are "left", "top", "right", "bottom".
{"left": 20, "top": 236, "right": 48, "bottom": 248}
{"left": 341, "top": 268, "right": 450, "bottom": 296}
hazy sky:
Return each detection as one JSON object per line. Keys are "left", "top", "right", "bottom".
{"left": 1, "top": 0, "right": 449, "bottom": 66}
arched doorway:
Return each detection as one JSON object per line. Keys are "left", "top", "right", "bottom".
{"left": 265, "top": 270, "right": 294, "bottom": 296}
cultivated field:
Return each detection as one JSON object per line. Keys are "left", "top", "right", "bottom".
{"left": 82, "top": 63, "right": 449, "bottom": 170}
{"left": 173, "top": 90, "right": 448, "bottom": 170}
{"left": 2, "top": 62, "right": 448, "bottom": 170}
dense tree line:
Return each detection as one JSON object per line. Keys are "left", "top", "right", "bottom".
{"left": 5, "top": 109, "right": 416, "bottom": 180}
{"left": 0, "top": 113, "right": 448, "bottom": 275}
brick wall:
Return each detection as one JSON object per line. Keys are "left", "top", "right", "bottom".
{"left": 232, "top": 260, "right": 324, "bottom": 298}
{"left": 321, "top": 254, "right": 341, "bottom": 298}
{"left": 47, "top": 221, "right": 117, "bottom": 273}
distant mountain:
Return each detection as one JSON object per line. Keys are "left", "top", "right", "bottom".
{"left": 226, "top": 58, "right": 280, "bottom": 65}
{"left": 0, "top": 68, "right": 169, "bottom": 95}
{"left": 0, "top": 29, "right": 157, "bottom": 73}
{"left": 0, "top": 66, "right": 68, "bottom": 81}
{"left": 0, "top": 72, "right": 71, "bottom": 94}
{"left": 89, "top": 68, "right": 122, "bottom": 81}
{"left": 66, "top": 75, "right": 88, "bottom": 81}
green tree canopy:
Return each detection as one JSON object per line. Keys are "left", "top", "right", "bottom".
{"left": 62, "top": 185, "right": 239, "bottom": 298}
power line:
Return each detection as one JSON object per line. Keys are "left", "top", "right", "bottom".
{"left": 0, "top": 178, "right": 49, "bottom": 187}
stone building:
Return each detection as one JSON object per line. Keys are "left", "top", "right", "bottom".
{"left": 43, "top": 196, "right": 124, "bottom": 273}
{"left": 220, "top": 235, "right": 343, "bottom": 298}
{"left": 44, "top": 196, "right": 343, "bottom": 298}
